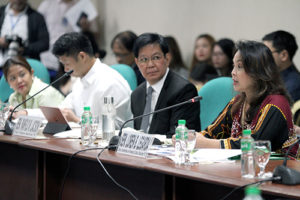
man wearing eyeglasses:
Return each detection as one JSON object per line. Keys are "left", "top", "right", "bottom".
{"left": 130, "top": 33, "right": 200, "bottom": 138}
{"left": 111, "top": 31, "right": 145, "bottom": 85}
{"left": 263, "top": 30, "right": 300, "bottom": 102}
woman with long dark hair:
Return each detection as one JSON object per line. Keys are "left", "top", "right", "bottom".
{"left": 194, "top": 41, "right": 298, "bottom": 156}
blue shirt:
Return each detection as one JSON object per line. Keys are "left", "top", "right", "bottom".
{"left": 281, "top": 64, "right": 300, "bottom": 102}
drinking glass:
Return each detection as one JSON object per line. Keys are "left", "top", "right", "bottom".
{"left": 185, "top": 129, "right": 197, "bottom": 165}
{"left": 254, "top": 140, "right": 272, "bottom": 179}
{"left": 87, "top": 116, "right": 99, "bottom": 147}
{"left": 0, "top": 103, "right": 9, "bottom": 129}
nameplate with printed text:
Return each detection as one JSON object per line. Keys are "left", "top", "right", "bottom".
{"left": 117, "top": 129, "right": 154, "bottom": 158}
{"left": 13, "top": 116, "right": 43, "bottom": 138}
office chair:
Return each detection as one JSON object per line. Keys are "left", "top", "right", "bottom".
{"left": 111, "top": 64, "right": 137, "bottom": 91}
{"left": 198, "top": 77, "right": 237, "bottom": 130}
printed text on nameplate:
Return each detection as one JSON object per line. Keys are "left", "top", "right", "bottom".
{"left": 13, "top": 116, "right": 43, "bottom": 138}
{"left": 117, "top": 130, "right": 154, "bottom": 158}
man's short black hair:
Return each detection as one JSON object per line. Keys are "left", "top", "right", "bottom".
{"left": 52, "top": 32, "right": 94, "bottom": 58}
{"left": 262, "top": 30, "right": 298, "bottom": 60}
{"left": 133, "top": 33, "right": 169, "bottom": 58}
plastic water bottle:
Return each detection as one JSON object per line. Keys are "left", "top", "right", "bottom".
{"left": 81, "top": 106, "right": 92, "bottom": 146}
{"left": 241, "top": 129, "right": 255, "bottom": 179}
{"left": 243, "top": 185, "right": 264, "bottom": 200}
{"left": 102, "top": 97, "right": 116, "bottom": 141}
{"left": 174, "top": 119, "right": 187, "bottom": 164}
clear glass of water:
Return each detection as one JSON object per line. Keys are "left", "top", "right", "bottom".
{"left": 254, "top": 140, "right": 272, "bottom": 179}
{"left": 87, "top": 116, "right": 99, "bottom": 147}
{"left": 185, "top": 129, "right": 196, "bottom": 165}
{"left": 0, "top": 103, "right": 9, "bottom": 129}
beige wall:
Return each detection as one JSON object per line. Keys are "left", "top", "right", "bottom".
{"left": 29, "top": 0, "right": 300, "bottom": 69}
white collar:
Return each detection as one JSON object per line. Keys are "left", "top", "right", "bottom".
{"left": 146, "top": 68, "right": 169, "bottom": 94}
{"left": 80, "top": 58, "right": 99, "bottom": 87}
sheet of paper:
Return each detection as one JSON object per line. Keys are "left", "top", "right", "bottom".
{"left": 192, "top": 148, "right": 241, "bottom": 162}
{"left": 53, "top": 129, "right": 81, "bottom": 138}
{"left": 64, "top": 0, "right": 98, "bottom": 31}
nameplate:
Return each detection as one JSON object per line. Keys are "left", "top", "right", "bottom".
{"left": 13, "top": 116, "right": 43, "bottom": 138}
{"left": 117, "top": 129, "right": 154, "bottom": 158}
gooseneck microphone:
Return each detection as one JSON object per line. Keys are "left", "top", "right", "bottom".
{"left": 273, "top": 138, "right": 300, "bottom": 185}
{"left": 4, "top": 70, "right": 74, "bottom": 135}
{"left": 108, "top": 95, "right": 202, "bottom": 150}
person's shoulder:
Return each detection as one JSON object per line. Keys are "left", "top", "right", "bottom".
{"left": 131, "top": 82, "right": 146, "bottom": 97}
{"left": 263, "top": 95, "right": 291, "bottom": 111}
{"left": 167, "top": 70, "right": 191, "bottom": 87}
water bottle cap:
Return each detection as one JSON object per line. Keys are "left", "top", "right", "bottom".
{"left": 178, "top": 119, "right": 186, "bottom": 125}
{"left": 245, "top": 185, "right": 261, "bottom": 195}
{"left": 242, "top": 129, "right": 251, "bottom": 136}
{"left": 104, "top": 96, "right": 114, "bottom": 104}
{"left": 83, "top": 106, "right": 90, "bottom": 111}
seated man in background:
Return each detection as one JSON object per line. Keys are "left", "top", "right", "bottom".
{"left": 52, "top": 32, "right": 132, "bottom": 129}
{"left": 131, "top": 33, "right": 200, "bottom": 138}
{"left": 263, "top": 30, "right": 300, "bottom": 102}
{"left": 111, "top": 31, "right": 145, "bottom": 85}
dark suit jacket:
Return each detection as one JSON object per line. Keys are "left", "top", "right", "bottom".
{"left": 131, "top": 70, "right": 200, "bottom": 138}
{"left": 0, "top": 5, "right": 49, "bottom": 60}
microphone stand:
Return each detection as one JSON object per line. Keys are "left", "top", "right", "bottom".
{"left": 4, "top": 70, "right": 74, "bottom": 135}
{"left": 108, "top": 96, "right": 202, "bottom": 150}
{"left": 273, "top": 138, "right": 300, "bottom": 185}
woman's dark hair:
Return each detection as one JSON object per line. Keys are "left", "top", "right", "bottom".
{"left": 165, "top": 36, "right": 187, "bottom": 70}
{"left": 190, "top": 34, "right": 215, "bottom": 72}
{"left": 214, "top": 38, "right": 235, "bottom": 76}
{"left": 3, "top": 56, "right": 32, "bottom": 81}
{"left": 231, "top": 40, "right": 292, "bottom": 122}
{"left": 189, "top": 62, "right": 218, "bottom": 83}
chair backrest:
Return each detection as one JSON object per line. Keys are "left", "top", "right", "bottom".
{"left": 111, "top": 64, "right": 137, "bottom": 91}
{"left": 292, "top": 100, "right": 300, "bottom": 126}
{"left": 0, "top": 58, "right": 50, "bottom": 103}
{"left": 198, "top": 77, "right": 237, "bottom": 130}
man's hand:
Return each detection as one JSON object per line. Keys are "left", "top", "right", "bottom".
{"left": 61, "top": 108, "right": 80, "bottom": 123}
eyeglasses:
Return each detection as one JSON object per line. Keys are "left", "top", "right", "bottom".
{"left": 137, "top": 54, "right": 163, "bottom": 64}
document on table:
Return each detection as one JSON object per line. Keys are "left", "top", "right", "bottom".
{"left": 148, "top": 147, "right": 241, "bottom": 163}
{"left": 192, "top": 149, "right": 241, "bottom": 163}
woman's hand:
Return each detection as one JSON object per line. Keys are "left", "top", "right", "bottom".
{"left": 8, "top": 106, "right": 28, "bottom": 119}
{"left": 61, "top": 108, "right": 80, "bottom": 123}
{"left": 195, "top": 132, "right": 221, "bottom": 148}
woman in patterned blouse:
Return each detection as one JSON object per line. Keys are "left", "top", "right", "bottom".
{"left": 195, "top": 40, "right": 299, "bottom": 157}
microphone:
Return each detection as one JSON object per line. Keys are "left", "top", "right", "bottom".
{"left": 108, "top": 95, "right": 202, "bottom": 150}
{"left": 4, "top": 70, "right": 74, "bottom": 135}
{"left": 273, "top": 138, "right": 300, "bottom": 185}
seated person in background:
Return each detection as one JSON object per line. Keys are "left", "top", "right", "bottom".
{"left": 194, "top": 41, "right": 299, "bottom": 157}
{"left": 0, "top": 0, "right": 49, "bottom": 73}
{"left": 131, "top": 33, "right": 200, "bottom": 138}
{"left": 212, "top": 38, "right": 235, "bottom": 77}
{"left": 164, "top": 36, "right": 189, "bottom": 79}
{"left": 189, "top": 34, "right": 215, "bottom": 77}
{"left": 263, "top": 30, "right": 300, "bottom": 102}
{"left": 3, "top": 56, "right": 64, "bottom": 117}
{"left": 111, "top": 31, "right": 145, "bottom": 85}
{"left": 189, "top": 62, "right": 218, "bottom": 91}
{"left": 53, "top": 32, "right": 132, "bottom": 128}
